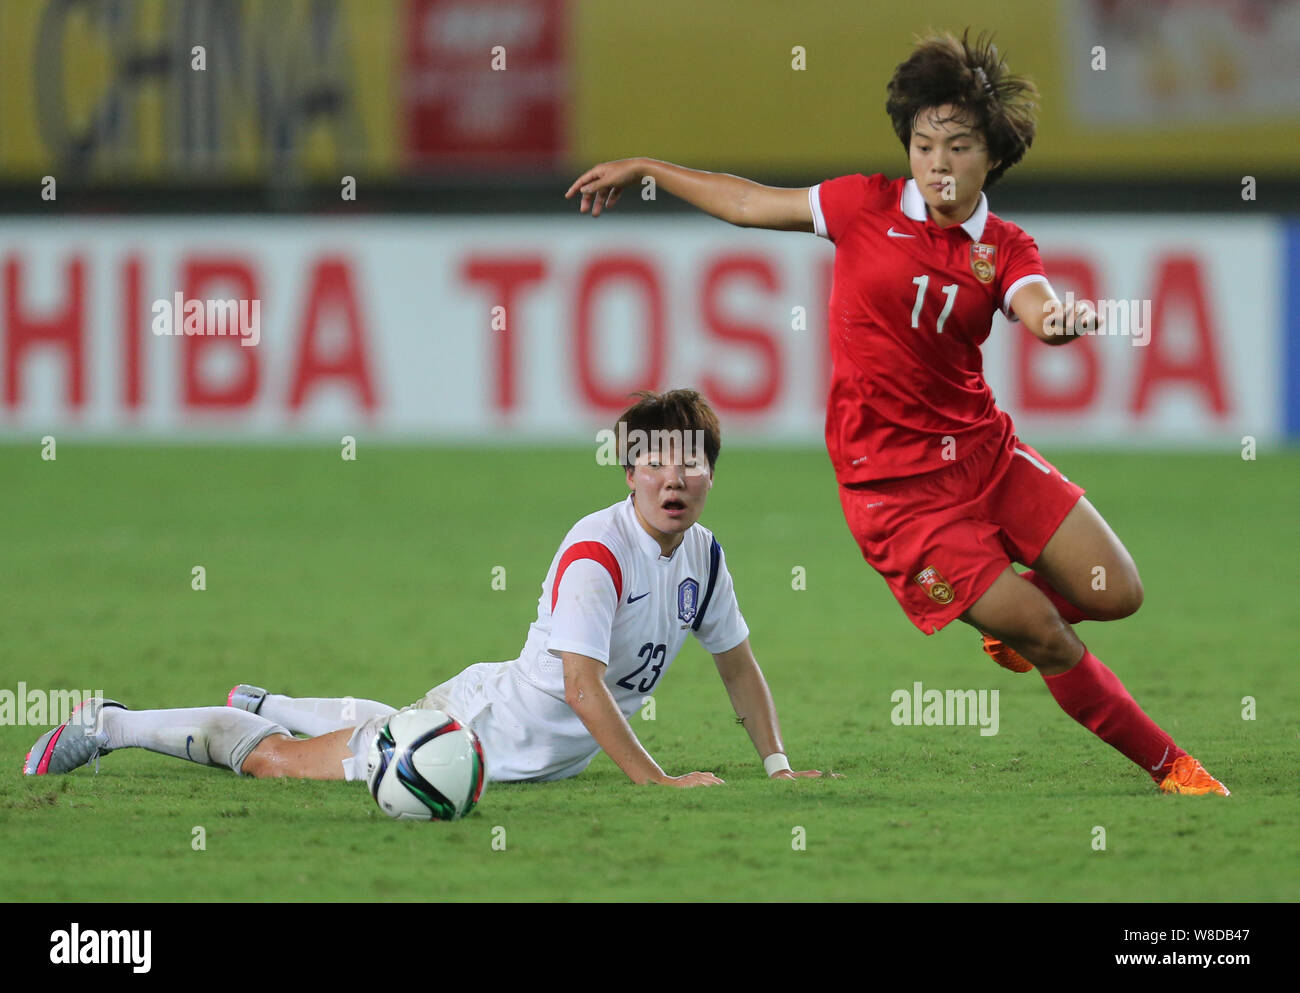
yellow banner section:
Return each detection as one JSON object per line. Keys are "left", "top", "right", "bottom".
{"left": 0, "top": 0, "right": 398, "bottom": 181}
{"left": 3, "top": 0, "right": 1295, "bottom": 183}
{"left": 570, "top": 0, "right": 1300, "bottom": 179}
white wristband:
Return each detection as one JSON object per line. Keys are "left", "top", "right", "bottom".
{"left": 763, "top": 753, "right": 792, "bottom": 776}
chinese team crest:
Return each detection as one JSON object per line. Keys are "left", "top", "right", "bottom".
{"left": 914, "top": 565, "right": 954, "bottom": 604}
{"left": 677, "top": 578, "right": 700, "bottom": 624}
{"left": 970, "top": 243, "right": 996, "bottom": 284}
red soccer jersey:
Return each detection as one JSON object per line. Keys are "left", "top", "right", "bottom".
{"left": 809, "top": 173, "right": 1050, "bottom": 483}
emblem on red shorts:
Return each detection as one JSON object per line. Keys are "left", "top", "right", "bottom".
{"left": 914, "top": 565, "right": 954, "bottom": 604}
{"left": 970, "top": 243, "right": 996, "bottom": 284}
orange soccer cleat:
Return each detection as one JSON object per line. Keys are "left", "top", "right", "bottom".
{"left": 1159, "top": 755, "right": 1230, "bottom": 796}
{"left": 981, "top": 632, "right": 1034, "bottom": 673}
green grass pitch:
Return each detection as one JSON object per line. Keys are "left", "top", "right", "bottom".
{"left": 1, "top": 441, "right": 1296, "bottom": 902}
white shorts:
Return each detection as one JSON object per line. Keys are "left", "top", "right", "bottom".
{"left": 340, "top": 661, "right": 600, "bottom": 784}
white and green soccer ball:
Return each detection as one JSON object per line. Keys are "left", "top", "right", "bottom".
{"left": 365, "top": 710, "right": 487, "bottom": 821}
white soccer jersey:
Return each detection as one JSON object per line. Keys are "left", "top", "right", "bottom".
{"left": 423, "top": 496, "right": 750, "bottom": 782}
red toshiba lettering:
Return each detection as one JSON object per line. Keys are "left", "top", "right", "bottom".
{"left": 182, "top": 258, "right": 259, "bottom": 408}
{"left": 289, "top": 258, "right": 377, "bottom": 412}
{"left": 1133, "top": 255, "right": 1227, "bottom": 416}
{"left": 460, "top": 256, "right": 547, "bottom": 413}
{"left": 123, "top": 256, "right": 143, "bottom": 410}
{"left": 575, "top": 256, "right": 664, "bottom": 411}
{"left": 700, "top": 255, "right": 781, "bottom": 413}
{"left": 4, "top": 256, "right": 85, "bottom": 409}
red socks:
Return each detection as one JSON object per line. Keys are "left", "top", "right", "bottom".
{"left": 1020, "top": 569, "right": 1088, "bottom": 624}
{"left": 1007, "top": 572, "right": 1180, "bottom": 781}
{"left": 1042, "top": 649, "right": 1186, "bottom": 782}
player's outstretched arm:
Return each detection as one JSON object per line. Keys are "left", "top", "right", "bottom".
{"left": 1011, "top": 281, "right": 1103, "bottom": 346}
{"left": 561, "top": 651, "right": 724, "bottom": 788}
{"left": 711, "top": 639, "right": 825, "bottom": 779}
{"left": 565, "top": 157, "right": 814, "bottom": 232}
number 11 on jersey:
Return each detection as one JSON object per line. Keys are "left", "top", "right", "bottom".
{"left": 911, "top": 275, "right": 959, "bottom": 333}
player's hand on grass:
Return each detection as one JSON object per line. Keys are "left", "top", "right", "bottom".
{"left": 657, "top": 770, "right": 725, "bottom": 787}
{"left": 565, "top": 158, "right": 645, "bottom": 216}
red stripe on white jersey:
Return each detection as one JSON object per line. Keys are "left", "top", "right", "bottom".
{"left": 551, "top": 540, "right": 623, "bottom": 611}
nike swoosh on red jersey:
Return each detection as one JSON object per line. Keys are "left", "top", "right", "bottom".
{"left": 886, "top": 226, "right": 915, "bottom": 238}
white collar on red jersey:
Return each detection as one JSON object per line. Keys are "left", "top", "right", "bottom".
{"left": 900, "top": 178, "right": 988, "bottom": 242}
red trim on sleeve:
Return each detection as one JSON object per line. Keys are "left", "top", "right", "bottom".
{"left": 551, "top": 541, "right": 623, "bottom": 612}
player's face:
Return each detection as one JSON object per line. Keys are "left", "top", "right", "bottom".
{"left": 625, "top": 441, "right": 713, "bottom": 552}
{"left": 908, "top": 105, "right": 1000, "bottom": 222}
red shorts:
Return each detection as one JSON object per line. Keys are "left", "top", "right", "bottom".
{"left": 837, "top": 422, "right": 1085, "bottom": 635}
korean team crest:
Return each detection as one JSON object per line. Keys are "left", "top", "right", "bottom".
{"left": 970, "top": 243, "right": 996, "bottom": 284}
{"left": 677, "top": 578, "right": 700, "bottom": 624}
{"left": 914, "top": 565, "right": 954, "bottom": 605}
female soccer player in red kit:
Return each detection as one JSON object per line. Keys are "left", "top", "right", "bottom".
{"left": 565, "top": 29, "right": 1228, "bottom": 795}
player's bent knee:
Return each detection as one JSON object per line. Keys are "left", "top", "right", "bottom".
{"left": 240, "top": 733, "right": 295, "bottom": 779}
{"left": 1095, "top": 573, "right": 1144, "bottom": 620}
{"left": 1004, "top": 611, "right": 1082, "bottom": 670}
{"left": 1120, "top": 575, "right": 1144, "bottom": 617}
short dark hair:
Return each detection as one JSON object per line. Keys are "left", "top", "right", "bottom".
{"left": 885, "top": 28, "right": 1039, "bottom": 189}
{"left": 613, "top": 389, "right": 722, "bottom": 471}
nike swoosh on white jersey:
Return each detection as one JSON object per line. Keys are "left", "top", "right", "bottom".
{"left": 886, "top": 226, "right": 915, "bottom": 238}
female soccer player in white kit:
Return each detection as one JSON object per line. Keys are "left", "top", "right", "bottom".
{"left": 25, "top": 390, "right": 823, "bottom": 788}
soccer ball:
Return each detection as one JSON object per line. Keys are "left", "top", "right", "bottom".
{"left": 365, "top": 709, "right": 487, "bottom": 821}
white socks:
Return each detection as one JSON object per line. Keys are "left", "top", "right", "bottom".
{"left": 92, "top": 694, "right": 398, "bottom": 775}
{"left": 101, "top": 707, "right": 289, "bottom": 774}
{"left": 257, "top": 694, "right": 396, "bottom": 737}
